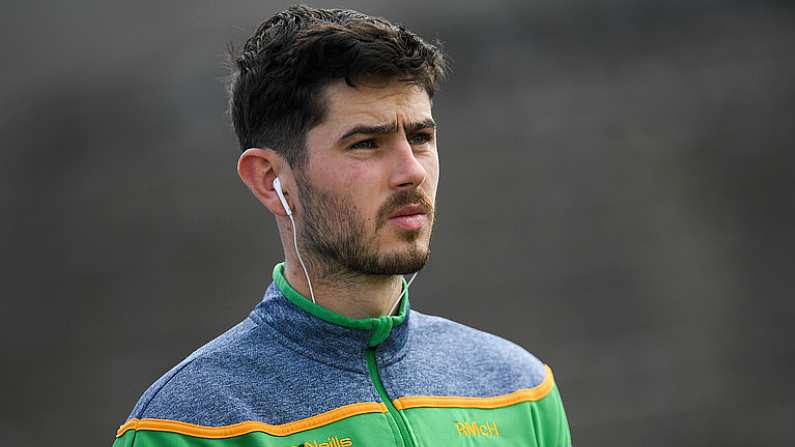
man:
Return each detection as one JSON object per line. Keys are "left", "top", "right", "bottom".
{"left": 112, "top": 6, "right": 571, "bottom": 447}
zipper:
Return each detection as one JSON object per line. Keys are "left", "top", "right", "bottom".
{"left": 366, "top": 347, "right": 416, "bottom": 447}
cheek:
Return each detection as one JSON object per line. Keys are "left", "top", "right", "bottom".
{"left": 421, "top": 154, "right": 440, "bottom": 195}
{"left": 340, "top": 162, "right": 383, "bottom": 216}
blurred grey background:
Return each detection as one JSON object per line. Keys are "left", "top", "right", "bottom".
{"left": 2, "top": 1, "right": 794, "bottom": 446}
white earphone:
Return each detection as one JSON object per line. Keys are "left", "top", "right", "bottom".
{"left": 273, "top": 177, "right": 292, "bottom": 216}
{"left": 274, "top": 176, "right": 314, "bottom": 303}
{"left": 271, "top": 175, "right": 417, "bottom": 315}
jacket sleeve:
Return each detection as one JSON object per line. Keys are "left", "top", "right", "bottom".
{"left": 535, "top": 381, "right": 573, "bottom": 447}
{"left": 111, "top": 423, "right": 136, "bottom": 447}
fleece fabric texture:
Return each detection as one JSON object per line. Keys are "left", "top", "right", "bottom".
{"left": 125, "top": 267, "right": 548, "bottom": 428}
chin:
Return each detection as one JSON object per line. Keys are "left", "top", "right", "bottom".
{"left": 375, "top": 245, "right": 430, "bottom": 275}
{"left": 361, "top": 227, "right": 432, "bottom": 275}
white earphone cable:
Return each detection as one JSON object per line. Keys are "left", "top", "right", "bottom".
{"left": 289, "top": 213, "right": 316, "bottom": 304}
{"left": 387, "top": 271, "right": 418, "bottom": 316}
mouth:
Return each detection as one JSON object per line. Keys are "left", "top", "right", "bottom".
{"left": 388, "top": 204, "right": 430, "bottom": 231}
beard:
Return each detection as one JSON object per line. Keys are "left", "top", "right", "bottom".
{"left": 294, "top": 172, "right": 434, "bottom": 279}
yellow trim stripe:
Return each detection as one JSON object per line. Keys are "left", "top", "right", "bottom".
{"left": 393, "top": 365, "right": 556, "bottom": 410}
{"left": 116, "top": 402, "right": 387, "bottom": 438}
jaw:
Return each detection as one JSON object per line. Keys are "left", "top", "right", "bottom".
{"left": 373, "top": 226, "right": 433, "bottom": 263}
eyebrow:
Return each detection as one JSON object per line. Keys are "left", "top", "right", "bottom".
{"left": 337, "top": 118, "right": 436, "bottom": 144}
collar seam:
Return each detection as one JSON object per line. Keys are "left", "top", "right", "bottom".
{"left": 272, "top": 262, "right": 409, "bottom": 334}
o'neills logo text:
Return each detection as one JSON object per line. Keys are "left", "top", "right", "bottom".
{"left": 292, "top": 436, "right": 353, "bottom": 447}
{"left": 455, "top": 420, "right": 500, "bottom": 437}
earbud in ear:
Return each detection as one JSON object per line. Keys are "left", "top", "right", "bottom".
{"left": 273, "top": 177, "right": 292, "bottom": 216}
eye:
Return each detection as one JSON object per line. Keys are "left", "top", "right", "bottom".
{"left": 409, "top": 132, "right": 433, "bottom": 145}
{"left": 349, "top": 139, "right": 378, "bottom": 150}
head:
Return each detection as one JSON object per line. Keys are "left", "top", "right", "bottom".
{"left": 231, "top": 6, "right": 448, "bottom": 280}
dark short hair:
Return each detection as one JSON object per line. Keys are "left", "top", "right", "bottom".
{"left": 226, "top": 5, "right": 448, "bottom": 168}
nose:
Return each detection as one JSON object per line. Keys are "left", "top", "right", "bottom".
{"left": 388, "top": 137, "right": 427, "bottom": 189}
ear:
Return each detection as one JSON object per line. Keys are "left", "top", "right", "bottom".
{"left": 237, "top": 148, "right": 291, "bottom": 217}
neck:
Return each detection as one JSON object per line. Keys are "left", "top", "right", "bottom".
{"left": 283, "top": 256, "right": 404, "bottom": 319}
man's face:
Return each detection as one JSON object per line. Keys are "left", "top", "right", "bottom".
{"left": 293, "top": 79, "right": 438, "bottom": 277}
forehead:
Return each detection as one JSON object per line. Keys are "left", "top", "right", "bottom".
{"left": 317, "top": 79, "right": 433, "bottom": 134}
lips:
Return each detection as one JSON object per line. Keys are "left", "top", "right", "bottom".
{"left": 389, "top": 204, "right": 428, "bottom": 219}
{"left": 388, "top": 203, "right": 430, "bottom": 231}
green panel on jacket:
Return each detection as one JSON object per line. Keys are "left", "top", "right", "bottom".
{"left": 113, "top": 411, "right": 398, "bottom": 447}
{"left": 113, "top": 384, "right": 570, "bottom": 447}
{"left": 400, "top": 385, "right": 571, "bottom": 447}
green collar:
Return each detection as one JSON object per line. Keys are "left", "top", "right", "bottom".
{"left": 272, "top": 262, "right": 409, "bottom": 347}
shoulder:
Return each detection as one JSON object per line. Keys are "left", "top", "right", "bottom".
{"left": 127, "top": 317, "right": 268, "bottom": 426}
{"left": 399, "top": 310, "right": 548, "bottom": 395}
{"left": 410, "top": 310, "right": 548, "bottom": 378}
